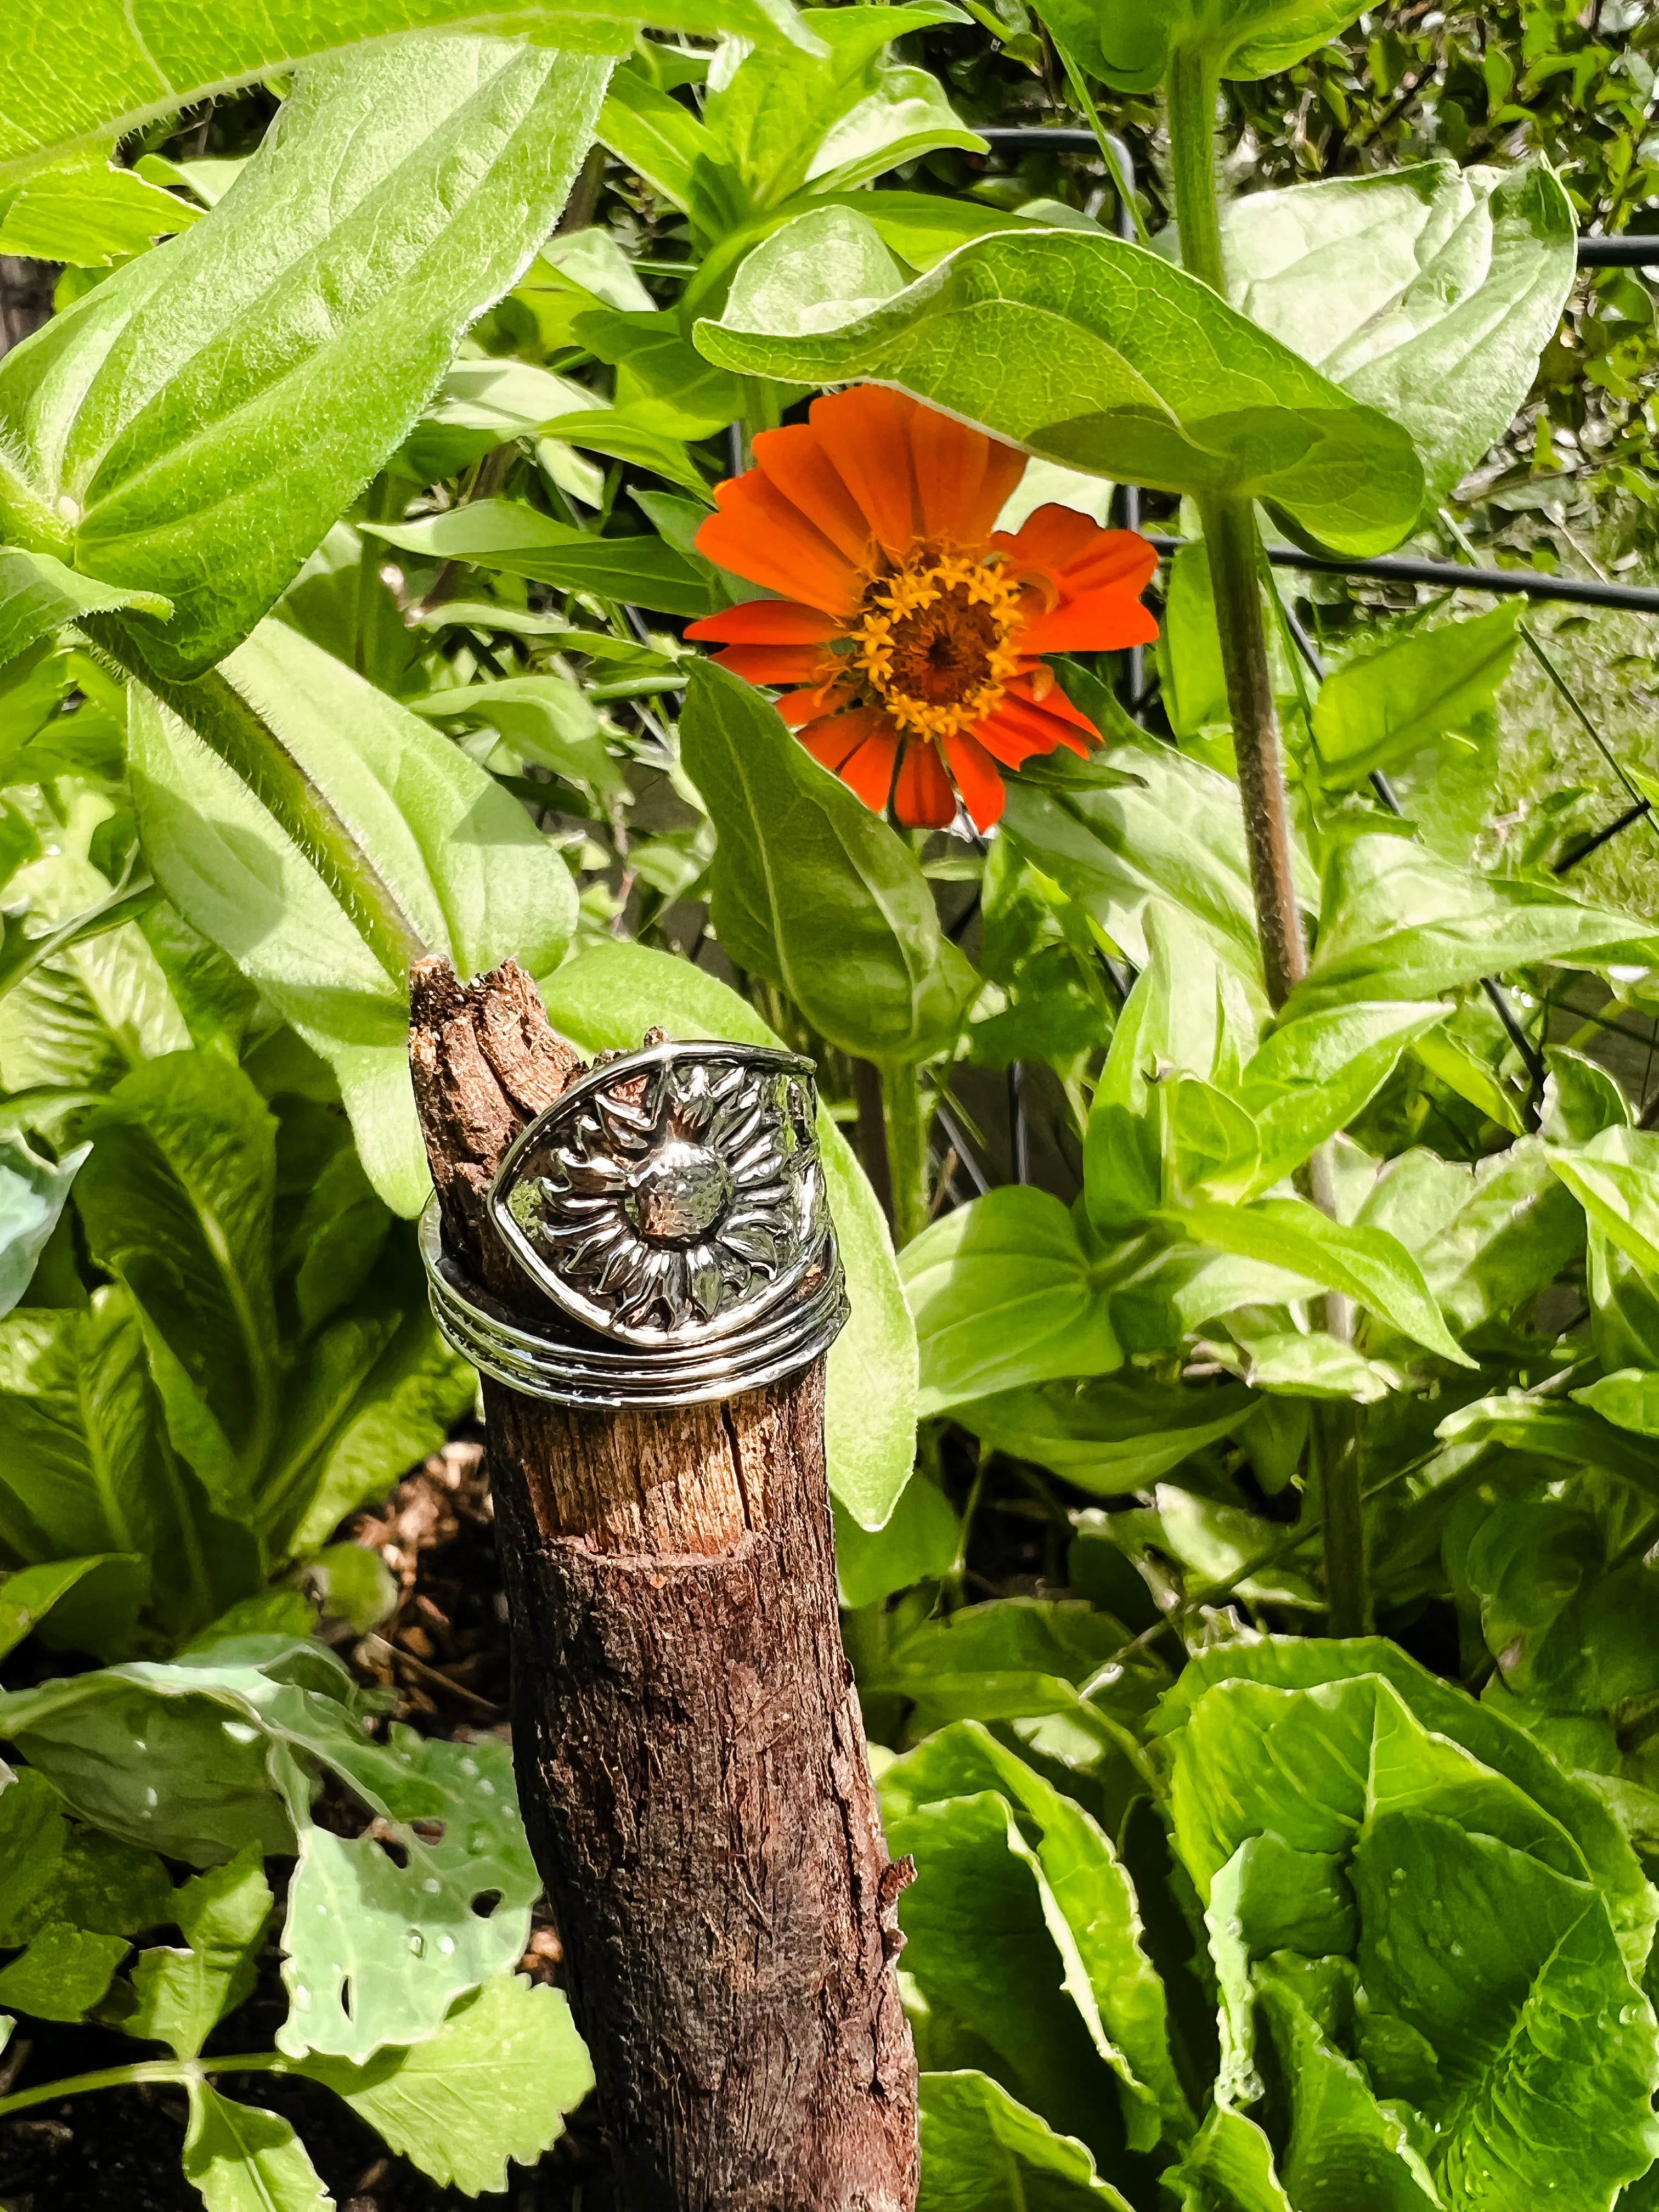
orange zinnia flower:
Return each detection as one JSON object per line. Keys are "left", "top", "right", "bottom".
{"left": 685, "top": 385, "right": 1158, "bottom": 831}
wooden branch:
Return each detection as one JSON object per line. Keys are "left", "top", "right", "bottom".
{"left": 409, "top": 956, "right": 918, "bottom": 2210}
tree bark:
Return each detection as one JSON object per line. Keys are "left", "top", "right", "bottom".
{"left": 408, "top": 956, "right": 919, "bottom": 2211}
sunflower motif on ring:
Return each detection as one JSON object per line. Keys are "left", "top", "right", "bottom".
{"left": 686, "top": 383, "right": 1160, "bottom": 830}
{"left": 493, "top": 1049, "right": 826, "bottom": 1345}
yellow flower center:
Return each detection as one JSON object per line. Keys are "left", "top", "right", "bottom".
{"left": 851, "top": 548, "right": 1024, "bottom": 742}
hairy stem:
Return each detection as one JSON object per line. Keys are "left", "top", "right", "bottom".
{"left": 1166, "top": 54, "right": 1367, "bottom": 1629}
{"left": 88, "top": 614, "right": 430, "bottom": 986}
{"left": 881, "top": 1059, "right": 931, "bottom": 1249}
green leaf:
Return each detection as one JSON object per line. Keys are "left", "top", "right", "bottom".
{"left": 0, "top": 149, "right": 199, "bottom": 265}
{"left": 696, "top": 206, "right": 1424, "bottom": 557}
{"left": 1030, "top": 0, "right": 1368, "bottom": 89}
{"left": 540, "top": 936, "right": 917, "bottom": 1528}
{"left": 888, "top": 1721, "right": 1194, "bottom": 2148}
{"left": 1574, "top": 1368, "right": 1659, "bottom": 1437}
{"left": 0, "top": 38, "right": 610, "bottom": 681}
{"left": 0, "top": 549, "right": 170, "bottom": 674}
{"left": 74, "top": 1051, "right": 280, "bottom": 1478}
{"left": 0, "top": 1917, "right": 129, "bottom": 2021}
{"left": 1237, "top": 1002, "right": 1449, "bottom": 1193}
{"left": 1254, "top": 1965, "right": 1440, "bottom": 2212}
{"left": 279, "top": 1730, "right": 538, "bottom": 2062}
{"left": 2, "top": 1821, "right": 171, "bottom": 1943}
{"left": 125, "top": 1844, "right": 272, "bottom": 2059}
{"left": 918, "top": 2070, "right": 1134, "bottom": 2210}
{"left": 1155, "top": 1634, "right": 1656, "bottom": 1962}
{"left": 951, "top": 1375, "right": 1254, "bottom": 1494}
{"left": 1355, "top": 1814, "right": 1659, "bottom": 2211}
{"left": 0, "top": 1554, "right": 143, "bottom": 1664}
{"left": 297, "top": 1974, "right": 594, "bottom": 2192}
{"left": 1311, "top": 605, "right": 1523, "bottom": 788}
{"left": 1226, "top": 162, "right": 1577, "bottom": 510}
{"left": 836, "top": 1476, "right": 959, "bottom": 1614}
{"left": 127, "top": 620, "right": 577, "bottom": 1216}
{"left": 0, "top": 1131, "right": 87, "bottom": 1319}
{"left": 183, "top": 2081, "right": 330, "bottom": 2212}
{"left": 0, "top": 1681, "right": 292, "bottom": 1868}
{"left": 901, "top": 1188, "right": 1122, "bottom": 1417}
{"left": 364, "top": 501, "right": 713, "bottom": 618}
{"left": 678, "top": 662, "right": 979, "bottom": 1065}
{"left": 0, "top": 1767, "right": 68, "bottom": 1939}
{"left": 1169, "top": 2104, "right": 1293, "bottom": 2212}
{"left": 406, "top": 675, "right": 625, "bottom": 802}
{"left": 1169, "top": 1197, "right": 1474, "bottom": 1365}
{"left": 862, "top": 1596, "right": 1148, "bottom": 1736}
{"left": 882, "top": 1787, "right": 1124, "bottom": 2156}
{"left": 0, "top": 2, "right": 817, "bottom": 189}
{"left": 1548, "top": 1126, "right": 1659, "bottom": 1278}
{"left": 1287, "top": 834, "right": 1656, "bottom": 1019}
{"left": 1002, "top": 740, "right": 1285, "bottom": 995}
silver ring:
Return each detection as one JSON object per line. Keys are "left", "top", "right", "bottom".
{"left": 421, "top": 1037, "right": 848, "bottom": 1408}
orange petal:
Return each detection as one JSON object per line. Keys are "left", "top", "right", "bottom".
{"left": 1019, "top": 584, "right": 1160, "bottom": 655}
{"left": 975, "top": 688, "right": 1097, "bottom": 767}
{"left": 709, "top": 643, "right": 832, "bottom": 685}
{"left": 808, "top": 386, "right": 919, "bottom": 559}
{"left": 996, "top": 501, "right": 1105, "bottom": 575}
{"left": 895, "top": 739, "right": 957, "bottom": 829}
{"left": 776, "top": 677, "right": 855, "bottom": 726}
{"left": 909, "top": 407, "right": 1028, "bottom": 546}
{"left": 800, "top": 707, "right": 901, "bottom": 814}
{"left": 1004, "top": 673, "right": 1098, "bottom": 733}
{"left": 696, "top": 471, "right": 862, "bottom": 616}
{"left": 943, "top": 732, "right": 1006, "bottom": 829}
{"left": 686, "top": 600, "right": 843, "bottom": 645}
{"left": 1006, "top": 513, "right": 1158, "bottom": 598}
{"left": 751, "top": 423, "right": 877, "bottom": 568}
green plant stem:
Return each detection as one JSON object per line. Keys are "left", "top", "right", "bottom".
{"left": 880, "top": 1059, "right": 931, "bottom": 1248}
{"left": 1165, "top": 49, "right": 1368, "bottom": 1630}
{"left": 86, "top": 614, "right": 430, "bottom": 986}
{"left": 0, "top": 2051, "right": 286, "bottom": 2120}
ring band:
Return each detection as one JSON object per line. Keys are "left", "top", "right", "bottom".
{"left": 421, "top": 1037, "right": 849, "bottom": 1408}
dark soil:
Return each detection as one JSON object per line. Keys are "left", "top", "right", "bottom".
{"left": 0, "top": 1441, "right": 623, "bottom": 2212}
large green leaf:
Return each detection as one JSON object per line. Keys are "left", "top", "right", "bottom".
{"left": 888, "top": 1722, "right": 1194, "bottom": 2149}
{"left": 1310, "top": 605, "right": 1522, "bottom": 789}
{"left": 539, "top": 938, "right": 917, "bottom": 1527}
{"left": 695, "top": 206, "right": 1424, "bottom": 557}
{"left": 901, "top": 1188, "right": 1122, "bottom": 1417}
{"left": 1236, "top": 1001, "right": 1448, "bottom": 1194}
{"left": 1225, "top": 162, "right": 1577, "bottom": 510}
{"left": 918, "top": 2071, "right": 1133, "bottom": 2210}
{"left": 679, "top": 662, "right": 979, "bottom": 1065}
{"left": 182, "top": 2081, "right": 330, "bottom": 2212}
{"left": 127, "top": 620, "right": 577, "bottom": 1216}
{"left": 1029, "top": 0, "right": 1367, "bottom": 91}
{"left": 1284, "top": 834, "right": 1656, "bottom": 1020}
{"left": 279, "top": 1731, "right": 538, "bottom": 2062}
{"left": 0, "top": 1131, "right": 87, "bottom": 1318}
{"left": 297, "top": 1974, "right": 594, "bottom": 2193}
{"left": 0, "top": 37, "right": 610, "bottom": 680}
{"left": 0, "top": 1, "right": 817, "bottom": 188}
{"left": 1168, "top": 1197, "right": 1474, "bottom": 1366}
{"left": 74, "top": 1052, "right": 279, "bottom": 1477}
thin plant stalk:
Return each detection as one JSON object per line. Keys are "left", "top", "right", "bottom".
{"left": 1163, "top": 54, "right": 1368, "bottom": 1632}
{"left": 880, "top": 1059, "right": 932, "bottom": 1248}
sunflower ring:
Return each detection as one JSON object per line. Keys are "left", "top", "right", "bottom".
{"left": 421, "top": 1038, "right": 848, "bottom": 1408}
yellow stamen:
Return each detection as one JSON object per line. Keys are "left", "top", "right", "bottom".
{"left": 848, "top": 544, "right": 1024, "bottom": 743}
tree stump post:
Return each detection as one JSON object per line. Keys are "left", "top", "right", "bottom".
{"left": 408, "top": 956, "right": 919, "bottom": 2211}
